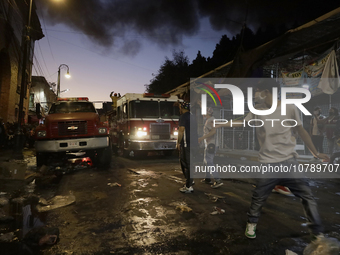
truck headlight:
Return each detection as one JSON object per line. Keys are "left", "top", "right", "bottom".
{"left": 98, "top": 127, "right": 107, "bottom": 134}
{"left": 173, "top": 131, "right": 178, "bottom": 136}
{"left": 137, "top": 130, "right": 147, "bottom": 137}
{"left": 136, "top": 127, "right": 147, "bottom": 137}
{"left": 37, "top": 131, "right": 46, "bottom": 137}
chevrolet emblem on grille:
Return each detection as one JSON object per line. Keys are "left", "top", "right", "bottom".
{"left": 68, "top": 126, "right": 78, "bottom": 130}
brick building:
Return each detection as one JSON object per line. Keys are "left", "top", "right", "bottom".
{"left": 0, "top": 0, "right": 43, "bottom": 124}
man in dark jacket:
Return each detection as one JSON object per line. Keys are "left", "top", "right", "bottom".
{"left": 177, "top": 102, "right": 198, "bottom": 193}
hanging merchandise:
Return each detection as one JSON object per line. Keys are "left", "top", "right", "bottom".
{"left": 317, "top": 50, "right": 340, "bottom": 94}
{"left": 280, "top": 47, "right": 337, "bottom": 97}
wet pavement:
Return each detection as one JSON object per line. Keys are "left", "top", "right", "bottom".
{"left": 1, "top": 152, "right": 340, "bottom": 254}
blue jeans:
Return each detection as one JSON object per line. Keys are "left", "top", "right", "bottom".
{"left": 203, "top": 146, "right": 221, "bottom": 182}
{"left": 247, "top": 158, "right": 323, "bottom": 235}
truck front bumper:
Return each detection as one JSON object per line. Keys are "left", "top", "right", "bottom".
{"left": 128, "top": 140, "right": 176, "bottom": 151}
{"left": 35, "top": 137, "right": 109, "bottom": 153}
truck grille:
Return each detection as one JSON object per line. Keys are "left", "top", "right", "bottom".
{"left": 150, "top": 123, "right": 170, "bottom": 140}
{"left": 57, "top": 121, "right": 88, "bottom": 136}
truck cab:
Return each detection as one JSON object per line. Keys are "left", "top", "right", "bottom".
{"left": 112, "top": 93, "right": 181, "bottom": 157}
{"left": 35, "top": 97, "right": 111, "bottom": 167}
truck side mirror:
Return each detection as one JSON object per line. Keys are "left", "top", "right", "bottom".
{"left": 36, "top": 103, "right": 42, "bottom": 119}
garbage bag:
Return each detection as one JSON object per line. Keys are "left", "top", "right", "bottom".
{"left": 303, "top": 235, "right": 340, "bottom": 255}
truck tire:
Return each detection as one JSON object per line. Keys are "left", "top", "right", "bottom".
{"left": 98, "top": 146, "right": 112, "bottom": 169}
{"left": 36, "top": 152, "right": 47, "bottom": 167}
{"left": 163, "top": 150, "right": 174, "bottom": 156}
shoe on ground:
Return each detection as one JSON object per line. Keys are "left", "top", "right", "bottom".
{"left": 211, "top": 181, "right": 223, "bottom": 189}
{"left": 245, "top": 222, "right": 257, "bottom": 239}
{"left": 273, "top": 185, "right": 294, "bottom": 196}
{"left": 201, "top": 179, "right": 213, "bottom": 184}
{"left": 179, "top": 186, "right": 194, "bottom": 193}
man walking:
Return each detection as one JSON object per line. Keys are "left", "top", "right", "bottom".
{"left": 177, "top": 102, "right": 198, "bottom": 193}
{"left": 198, "top": 107, "right": 223, "bottom": 188}
{"left": 219, "top": 79, "right": 329, "bottom": 239}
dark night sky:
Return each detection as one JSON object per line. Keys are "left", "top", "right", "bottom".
{"left": 33, "top": 0, "right": 340, "bottom": 102}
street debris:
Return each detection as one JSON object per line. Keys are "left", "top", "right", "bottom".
{"left": 204, "top": 192, "right": 225, "bottom": 202}
{"left": 0, "top": 208, "right": 14, "bottom": 223}
{"left": 38, "top": 197, "right": 48, "bottom": 206}
{"left": 303, "top": 235, "right": 340, "bottom": 255}
{"left": 210, "top": 206, "right": 225, "bottom": 215}
{"left": 175, "top": 205, "right": 192, "bottom": 212}
{"left": 0, "top": 196, "right": 9, "bottom": 206}
{"left": 36, "top": 193, "right": 76, "bottom": 212}
{"left": 0, "top": 232, "right": 16, "bottom": 242}
{"left": 127, "top": 168, "right": 141, "bottom": 175}
{"left": 285, "top": 250, "right": 298, "bottom": 255}
{"left": 170, "top": 202, "right": 192, "bottom": 212}
{"left": 167, "top": 175, "right": 185, "bottom": 184}
{"left": 25, "top": 179, "right": 36, "bottom": 193}
{"left": 108, "top": 182, "right": 121, "bottom": 187}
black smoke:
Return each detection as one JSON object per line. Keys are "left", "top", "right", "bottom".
{"left": 36, "top": 0, "right": 339, "bottom": 55}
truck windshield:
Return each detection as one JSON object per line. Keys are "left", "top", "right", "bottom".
{"left": 160, "top": 101, "right": 180, "bottom": 118}
{"left": 129, "top": 100, "right": 179, "bottom": 118}
{"left": 49, "top": 102, "right": 96, "bottom": 114}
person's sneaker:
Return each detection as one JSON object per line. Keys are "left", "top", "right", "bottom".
{"left": 191, "top": 181, "right": 195, "bottom": 186}
{"left": 272, "top": 185, "right": 294, "bottom": 196}
{"left": 201, "top": 179, "right": 213, "bottom": 184}
{"left": 211, "top": 181, "right": 223, "bottom": 189}
{"left": 179, "top": 186, "right": 194, "bottom": 193}
{"left": 245, "top": 222, "right": 257, "bottom": 239}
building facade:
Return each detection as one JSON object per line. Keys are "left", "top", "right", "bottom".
{"left": 0, "top": 0, "right": 43, "bottom": 124}
{"left": 29, "top": 76, "right": 57, "bottom": 121}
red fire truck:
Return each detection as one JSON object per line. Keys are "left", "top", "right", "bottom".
{"left": 111, "top": 93, "right": 181, "bottom": 157}
{"left": 35, "top": 97, "right": 111, "bottom": 167}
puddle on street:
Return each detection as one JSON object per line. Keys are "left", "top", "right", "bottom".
{"left": 119, "top": 196, "right": 197, "bottom": 249}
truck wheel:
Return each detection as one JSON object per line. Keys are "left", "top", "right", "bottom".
{"left": 36, "top": 153, "right": 47, "bottom": 167}
{"left": 98, "top": 146, "right": 112, "bottom": 169}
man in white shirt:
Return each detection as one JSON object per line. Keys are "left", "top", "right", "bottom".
{"left": 218, "top": 79, "right": 329, "bottom": 239}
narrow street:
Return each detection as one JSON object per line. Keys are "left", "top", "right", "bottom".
{"left": 25, "top": 154, "right": 340, "bottom": 255}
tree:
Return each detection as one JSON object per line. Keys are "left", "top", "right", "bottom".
{"left": 146, "top": 50, "right": 189, "bottom": 93}
{"left": 190, "top": 50, "right": 209, "bottom": 77}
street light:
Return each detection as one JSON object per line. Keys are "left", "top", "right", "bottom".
{"left": 57, "top": 64, "right": 70, "bottom": 97}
